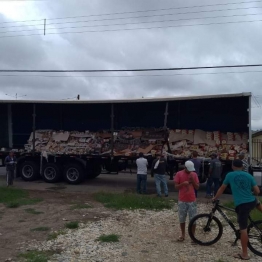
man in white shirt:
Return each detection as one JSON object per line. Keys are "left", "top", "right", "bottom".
{"left": 136, "top": 152, "right": 148, "bottom": 194}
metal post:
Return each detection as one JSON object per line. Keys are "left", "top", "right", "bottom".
{"left": 248, "top": 95, "right": 252, "bottom": 164}
{"left": 164, "top": 101, "right": 169, "bottom": 128}
{"left": 32, "top": 104, "right": 36, "bottom": 155}
{"left": 163, "top": 101, "right": 171, "bottom": 153}
{"left": 7, "top": 104, "right": 13, "bottom": 148}
{"left": 177, "top": 101, "right": 181, "bottom": 128}
{"left": 44, "top": 19, "right": 46, "bottom": 35}
{"left": 110, "top": 103, "right": 114, "bottom": 158}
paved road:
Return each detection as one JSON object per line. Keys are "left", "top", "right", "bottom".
{"left": 0, "top": 167, "right": 233, "bottom": 201}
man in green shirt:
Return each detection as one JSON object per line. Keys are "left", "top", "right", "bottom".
{"left": 213, "top": 159, "right": 260, "bottom": 260}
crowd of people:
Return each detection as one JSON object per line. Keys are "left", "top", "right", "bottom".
{"left": 136, "top": 151, "right": 261, "bottom": 260}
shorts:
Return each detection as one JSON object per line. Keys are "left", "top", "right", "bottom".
{"left": 235, "top": 200, "right": 257, "bottom": 230}
{"left": 178, "top": 201, "right": 197, "bottom": 224}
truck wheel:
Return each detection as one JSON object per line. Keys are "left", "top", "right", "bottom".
{"left": 20, "top": 161, "right": 39, "bottom": 181}
{"left": 42, "top": 163, "right": 61, "bottom": 183}
{"left": 63, "top": 163, "right": 84, "bottom": 184}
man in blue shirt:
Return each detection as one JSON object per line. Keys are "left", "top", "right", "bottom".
{"left": 4, "top": 150, "right": 17, "bottom": 187}
{"left": 213, "top": 159, "right": 260, "bottom": 260}
{"left": 190, "top": 151, "right": 201, "bottom": 197}
{"left": 206, "top": 153, "right": 222, "bottom": 198}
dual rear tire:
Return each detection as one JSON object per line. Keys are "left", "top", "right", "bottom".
{"left": 19, "top": 161, "right": 89, "bottom": 184}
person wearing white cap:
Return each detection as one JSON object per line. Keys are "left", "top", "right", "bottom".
{"left": 174, "top": 160, "right": 199, "bottom": 242}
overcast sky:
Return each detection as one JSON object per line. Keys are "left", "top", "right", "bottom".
{"left": 0, "top": 0, "right": 262, "bottom": 129}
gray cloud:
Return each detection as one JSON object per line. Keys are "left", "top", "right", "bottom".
{"left": 0, "top": 0, "right": 262, "bottom": 129}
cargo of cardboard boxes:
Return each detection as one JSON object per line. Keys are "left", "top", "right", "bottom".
{"left": 24, "top": 128, "right": 248, "bottom": 159}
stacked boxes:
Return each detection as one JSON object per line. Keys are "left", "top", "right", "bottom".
{"left": 25, "top": 128, "right": 248, "bottom": 159}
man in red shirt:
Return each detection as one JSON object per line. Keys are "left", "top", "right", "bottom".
{"left": 174, "top": 160, "right": 199, "bottom": 242}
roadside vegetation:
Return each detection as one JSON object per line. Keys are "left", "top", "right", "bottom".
{"left": 70, "top": 203, "right": 92, "bottom": 210}
{"left": 18, "top": 250, "right": 57, "bottom": 262}
{"left": 0, "top": 186, "right": 43, "bottom": 208}
{"left": 65, "top": 221, "right": 79, "bottom": 229}
{"left": 30, "top": 227, "right": 50, "bottom": 232}
{"left": 47, "top": 230, "right": 66, "bottom": 241}
{"left": 94, "top": 192, "right": 172, "bottom": 210}
{"left": 97, "top": 234, "right": 120, "bottom": 243}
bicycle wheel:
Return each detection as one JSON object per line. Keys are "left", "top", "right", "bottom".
{"left": 188, "top": 213, "right": 223, "bottom": 245}
{"left": 248, "top": 220, "right": 262, "bottom": 257}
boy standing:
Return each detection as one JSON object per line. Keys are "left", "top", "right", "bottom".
{"left": 213, "top": 159, "right": 260, "bottom": 260}
{"left": 174, "top": 160, "right": 199, "bottom": 242}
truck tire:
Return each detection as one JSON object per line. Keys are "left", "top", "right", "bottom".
{"left": 42, "top": 163, "right": 61, "bottom": 183}
{"left": 63, "top": 163, "right": 84, "bottom": 184}
{"left": 20, "top": 161, "right": 39, "bottom": 181}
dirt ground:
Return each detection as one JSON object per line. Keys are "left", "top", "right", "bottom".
{"left": 0, "top": 190, "right": 109, "bottom": 261}
{"left": 0, "top": 169, "right": 234, "bottom": 262}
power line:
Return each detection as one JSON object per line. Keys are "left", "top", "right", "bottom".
{"left": 1, "top": 64, "right": 262, "bottom": 73}
{"left": 1, "top": 0, "right": 261, "bottom": 25}
{"left": 2, "top": 11, "right": 262, "bottom": 35}
{"left": 1, "top": 18, "right": 262, "bottom": 38}
{"left": 0, "top": 70, "right": 262, "bottom": 78}
{"left": 1, "top": 4, "right": 262, "bottom": 30}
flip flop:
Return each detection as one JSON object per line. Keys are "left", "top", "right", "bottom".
{"left": 177, "top": 236, "right": 185, "bottom": 242}
{"left": 233, "top": 253, "right": 250, "bottom": 260}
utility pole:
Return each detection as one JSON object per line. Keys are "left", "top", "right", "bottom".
{"left": 5, "top": 93, "right": 27, "bottom": 100}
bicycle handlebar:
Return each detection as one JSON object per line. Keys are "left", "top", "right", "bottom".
{"left": 212, "top": 199, "right": 220, "bottom": 205}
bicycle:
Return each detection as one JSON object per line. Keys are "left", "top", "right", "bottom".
{"left": 188, "top": 200, "right": 262, "bottom": 257}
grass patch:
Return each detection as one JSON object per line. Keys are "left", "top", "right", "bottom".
{"left": 0, "top": 187, "right": 43, "bottom": 208}
{"left": 97, "top": 234, "right": 120, "bottom": 243}
{"left": 65, "top": 221, "right": 79, "bottom": 229}
{"left": 223, "top": 199, "right": 262, "bottom": 222}
{"left": 94, "top": 192, "right": 172, "bottom": 210}
{"left": 223, "top": 201, "right": 235, "bottom": 209}
{"left": 18, "top": 250, "right": 55, "bottom": 262}
{"left": 31, "top": 227, "right": 50, "bottom": 232}
{"left": 25, "top": 208, "right": 43, "bottom": 215}
{"left": 47, "top": 230, "right": 66, "bottom": 241}
{"left": 70, "top": 203, "right": 92, "bottom": 210}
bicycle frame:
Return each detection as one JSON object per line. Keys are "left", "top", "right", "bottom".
{"left": 210, "top": 202, "right": 241, "bottom": 245}
{"left": 211, "top": 201, "right": 262, "bottom": 246}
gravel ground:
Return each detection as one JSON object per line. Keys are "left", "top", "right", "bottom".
{"left": 21, "top": 203, "right": 260, "bottom": 262}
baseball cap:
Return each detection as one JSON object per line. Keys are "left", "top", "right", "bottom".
{"left": 233, "top": 159, "right": 243, "bottom": 168}
{"left": 210, "top": 153, "right": 217, "bottom": 157}
{"left": 185, "top": 161, "right": 195, "bottom": 172}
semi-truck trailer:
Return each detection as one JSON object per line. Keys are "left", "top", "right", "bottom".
{"left": 0, "top": 92, "right": 252, "bottom": 184}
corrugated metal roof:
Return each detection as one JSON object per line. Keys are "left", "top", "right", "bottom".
{"left": 0, "top": 92, "right": 251, "bottom": 104}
